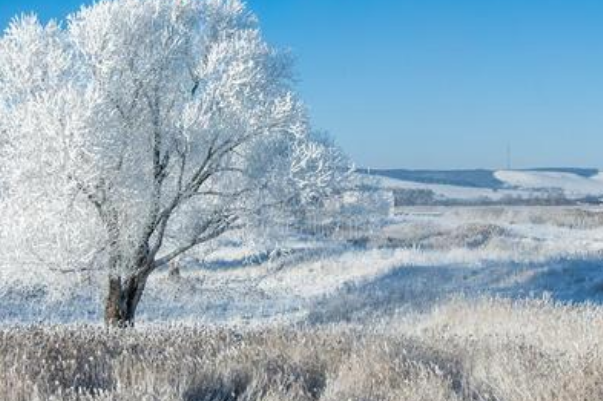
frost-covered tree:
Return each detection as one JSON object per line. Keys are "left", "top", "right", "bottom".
{"left": 0, "top": 0, "right": 346, "bottom": 326}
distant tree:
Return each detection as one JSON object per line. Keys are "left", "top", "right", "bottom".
{"left": 0, "top": 0, "right": 346, "bottom": 327}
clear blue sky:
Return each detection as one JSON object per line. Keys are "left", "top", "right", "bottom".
{"left": 2, "top": 1, "right": 603, "bottom": 169}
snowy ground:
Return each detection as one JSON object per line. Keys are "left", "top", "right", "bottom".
{"left": 366, "top": 168, "right": 603, "bottom": 201}
{"left": 495, "top": 170, "right": 603, "bottom": 198}
{"left": 2, "top": 205, "right": 603, "bottom": 326}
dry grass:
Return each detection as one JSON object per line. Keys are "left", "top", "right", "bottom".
{"left": 451, "top": 206, "right": 603, "bottom": 229}
{"left": 1, "top": 298, "right": 602, "bottom": 401}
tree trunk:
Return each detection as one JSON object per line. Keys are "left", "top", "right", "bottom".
{"left": 104, "top": 271, "right": 150, "bottom": 328}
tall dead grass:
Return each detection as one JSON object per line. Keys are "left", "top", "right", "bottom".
{"left": 1, "top": 298, "right": 602, "bottom": 401}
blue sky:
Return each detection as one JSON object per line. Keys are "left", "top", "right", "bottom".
{"left": 2, "top": 1, "right": 603, "bottom": 169}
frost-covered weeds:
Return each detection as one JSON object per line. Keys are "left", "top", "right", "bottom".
{"left": 2, "top": 206, "right": 603, "bottom": 399}
{"left": 1, "top": 298, "right": 602, "bottom": 401}
{"left": 447, "top": 206, "right": 603, "bottom": 229}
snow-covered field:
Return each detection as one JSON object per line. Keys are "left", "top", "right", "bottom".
{"left": 367, "top": 168, "right": 603, "bottom": 201}
{"left": 3, "top": 200, "right": 603, "bottom": 400}
{"left": 495, "top": 170, "right": 603, "bottom": 197}
{"left": 2, "top": 204, "right": 603, "bottom": 326}
{"left": 2, "top": 205, "right": 603, "bottom": 400}
{"left": 3, "top": 169, "right": 603, "bottom": 326}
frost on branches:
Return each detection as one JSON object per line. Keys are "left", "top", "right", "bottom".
{"left": 0, "top": 0, "right": 348, "bottom": 326}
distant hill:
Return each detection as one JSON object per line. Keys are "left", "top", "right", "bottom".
{"left": 357, "top": 168, "right": 599, "bottom": 189}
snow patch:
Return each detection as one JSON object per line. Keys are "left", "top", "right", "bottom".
{"left": 495, "top": 170, "right": 603, "bottom": 198}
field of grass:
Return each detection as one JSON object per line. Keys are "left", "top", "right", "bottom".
{"left": 1, "top": 298, "right": 602, "bottom": 401}
{"left": 2, "top": 206, "right": 603, "bottom": 400}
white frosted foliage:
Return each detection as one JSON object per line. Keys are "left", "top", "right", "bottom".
{"left": 0, "top": 0, "right": 347, "bottom": 297}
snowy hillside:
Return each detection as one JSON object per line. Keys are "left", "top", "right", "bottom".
{"left": 360, "top": 168, "right": 603, "bottom": 203}
{"left": 367, "top": 174, "right": 519, "bottom": 201}
{"left": 495, "top": 170, "right": 603, "bottom": 198}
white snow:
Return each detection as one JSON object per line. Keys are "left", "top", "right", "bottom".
{"left": 495, "top": 170, "right": 603, "bottom": 198}
{"left": 359, "top": 170, "right": 603, "bottom": 202}
{"left": 2, "top": 205, "right": 603, "bottom": 326}
{"left": 372, "top": 175, "right": 514, "bottom": 200}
